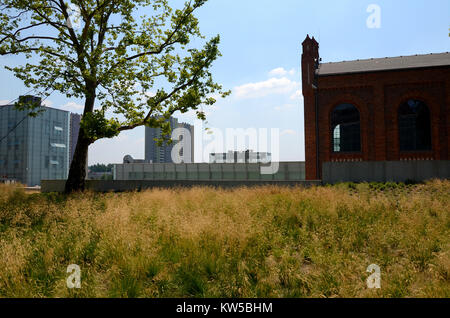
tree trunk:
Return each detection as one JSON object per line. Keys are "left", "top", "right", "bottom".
{"left": 65, "top": 87, "right": 96, "bottom": 193}
{"left": 64, "top": 128, "right": 90, "bottom": 193}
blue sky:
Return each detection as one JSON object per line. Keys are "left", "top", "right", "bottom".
{"left": 1, "top": 0, "right": 449, "bottom": 164}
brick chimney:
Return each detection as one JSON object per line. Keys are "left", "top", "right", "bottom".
{"left": 301, "top": 35, "right": 319, "bottom": 95}
{"left": 301, "top": 35, "right": 320, "bottom": 180}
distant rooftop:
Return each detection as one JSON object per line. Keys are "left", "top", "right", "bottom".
{"left": 0, "top": 95, "right": 77, "bottom": 114}
{"left": 317, "top": 52, "right": 450, "bottom": 76}
{"left": 0, "top": 101, "right": 71, "bottom": 114}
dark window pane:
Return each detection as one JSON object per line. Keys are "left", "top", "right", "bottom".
{"left": 398, "top": 100, "right": 431, "bottom": 151}
{"left": 331, "top": 103, "right": 361, "bottom": 152}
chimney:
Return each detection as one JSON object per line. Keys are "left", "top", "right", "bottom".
{"left": 301, "top": 35, "right": 319, "bottom": 95}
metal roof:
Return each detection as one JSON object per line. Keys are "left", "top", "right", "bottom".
{"left": 317, "top": 52, "right": 450, "bottom": 76}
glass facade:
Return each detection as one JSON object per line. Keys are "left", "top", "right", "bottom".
{"left": 0, "top": 98, "right": 72, "bottom": 186}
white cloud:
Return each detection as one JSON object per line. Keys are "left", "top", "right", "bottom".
{"left": 207, "top": 93, "right": 222, "bottom": 101}
{"left": 133, "top": 82, "right": 155, "bottom": 98}
{"left": 137, "top": 91, "right": 156, "bottom": 105}
{"left": 268, "top": 67, "right": 296, "bottom": 77}
{"left": 234, "top": 77, "right": 299, "bottom": 99}
{"left": 42, "top": 99, "right": 53, "bottom": 108}
{"left": 274, "top": 103, "right": 297, "bottom": 111}
{"left": 0, "top": 100, "right": 11, "bottom": 105}
{"left": 61, "top": 101, "right": 84, "bottom": 112}
{"left": 280, "top": 129, "right": 296, "bottom": 136}
{"left": 290, "top": 90, "right": 303, "bottom": 100}
{"left": 176, "top": 105, "right": 217, "bottom": 124}
{"left": 117, "top": 134, "right": 129, "bottom": 142}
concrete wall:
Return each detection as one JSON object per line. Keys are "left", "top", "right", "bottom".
{"left": 41, "top": 179, "right": 321, "bottom": 193}
{"left": 322, "top": 160, "right": 450, "bottom": 184}
{"left": 113, "top": 162, "right": 306, "bottom": 181}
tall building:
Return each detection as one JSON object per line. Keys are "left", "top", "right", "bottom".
{"left": 0, "top": 95, "right": 80, "bottom": 186}
{"left": 145, "top": 117, "right": 194, "bottom": 163}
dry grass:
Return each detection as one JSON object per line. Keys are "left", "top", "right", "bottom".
{"left": 0, "top": 180, "right": 449, "bottom": 298}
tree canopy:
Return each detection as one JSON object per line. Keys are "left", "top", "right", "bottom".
{"left": 89, "top": 163, "right": 113, "bottom": 172}
{"left": 0, "top": 0, "right": 228, "bottom": 139}
{"left": 0, "top": 0, "right": 229, "bottom": 191}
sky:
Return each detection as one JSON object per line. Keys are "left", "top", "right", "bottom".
{"left": 0, "top": 0, "right": 449, "bottom": 165}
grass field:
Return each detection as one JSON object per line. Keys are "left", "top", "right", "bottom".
{"left": 0, "top": 181, "right": 449, "bottom": 298}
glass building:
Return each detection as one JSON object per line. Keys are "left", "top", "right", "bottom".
{"left": 145, "top": 116, "right": 194, "bottom": 163}
{"left": 0, "top": 95, "right": 76, "bottom": 186}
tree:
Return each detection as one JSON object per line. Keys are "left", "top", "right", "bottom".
{"left": 0, "top": 0, "right": 229, "bottom": 192}
{"left": 89, "top": 163, "right": 113, "bottom": 172}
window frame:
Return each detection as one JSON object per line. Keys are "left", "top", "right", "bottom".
{"left": 330, "top": 103, "right": 362, "bottom": 154}
{"left": 398, "top": 99, "right": 432, "bottom": 152}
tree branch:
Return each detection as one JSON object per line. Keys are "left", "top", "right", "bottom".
{"left": 124, "top": 4, "right": 196, "bottom": 62}
{"left": 100, "top": 2, "right": 197, "bottom": 82}
{"left": 15, "top": 35, "right": 72, "bottom": 46}
{"left": 4, "top": 9, "right": 30, "bottom": 20}
{"left": 118, "top": 63, "right": 207, "bottom": 132}
{"left": 0, "top": 22, "right": 47, "bottom": 44}
{"left": 0, "top": 47, "right": 77, "bottom": 64}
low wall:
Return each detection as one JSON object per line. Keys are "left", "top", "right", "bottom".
{"left": 322, "top": 160, "right": 450, "bottom": 184}
{"left": 41, "top": 179, "right": 322, "bottom": 193}
{"left": 114, "top": 162, "right": 306, "bottom": 181}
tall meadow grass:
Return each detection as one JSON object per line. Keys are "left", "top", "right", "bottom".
{"left": 0, "top": 181, "right": 448, "bottom": 297}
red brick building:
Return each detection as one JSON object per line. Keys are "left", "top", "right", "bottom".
{"left": 302, "top": 35, "right": 450, "bottom": 180}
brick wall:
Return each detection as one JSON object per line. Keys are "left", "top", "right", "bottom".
{"left": 302, "top": 37, "right": 450, "bottom": 180}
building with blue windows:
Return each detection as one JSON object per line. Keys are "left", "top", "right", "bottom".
{"left": 0, "top": 95, "right": 80, "bottom": 186}
{"left": 145, "top": 116, "right": 194, "bottom": 163}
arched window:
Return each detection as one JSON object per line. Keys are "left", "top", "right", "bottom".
{"left": 398, "top": 99, "right": 431, "bottom": 151}
{"left": 331, "top": 103, "right": 361, "bottom": 152}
